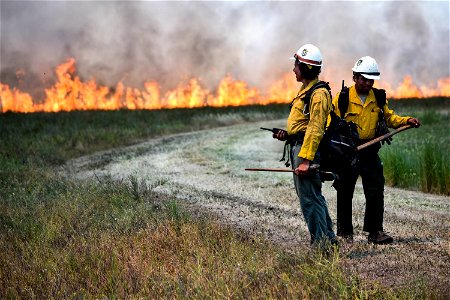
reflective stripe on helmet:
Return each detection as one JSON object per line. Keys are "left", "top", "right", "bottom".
{"left": 295, "top": 53, "right": 322, "bottom": 66}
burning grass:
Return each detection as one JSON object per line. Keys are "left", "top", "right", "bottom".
{"left": 1, "top": 58, "right": 449, "bottom": 113}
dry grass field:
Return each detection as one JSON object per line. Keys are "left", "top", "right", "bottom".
{"left": 62, "top": 120, "right": 450, "bottom": 295}
{"left": 2, "top": 101, "right": 449, "bottom": 298}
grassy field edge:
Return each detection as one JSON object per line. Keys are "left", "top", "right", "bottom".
{"left": 1, "top": 99, "right": 449, "bottom": 298}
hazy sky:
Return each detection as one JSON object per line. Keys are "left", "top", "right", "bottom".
{"left": 1, "top": 1, "right": 449, "bottom": 97}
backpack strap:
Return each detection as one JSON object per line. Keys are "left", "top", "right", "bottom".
{"left": 372, "top": 87, "right": 387, "bottom": 108}
{"left": 337, "top": 85, "right": 387, "bottom": 118}
{"left": 305, "top": 81, "right": 332, "bottom": 102}
{"left": 372, "top": 87, "right": 389, "bottom": 138}
{"left": 289, "top": 81, "right": 331, "bottom": 112}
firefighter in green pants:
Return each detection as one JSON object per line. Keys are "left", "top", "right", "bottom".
{"left": 274, "top": 43, "right": 337, "bottom": 248}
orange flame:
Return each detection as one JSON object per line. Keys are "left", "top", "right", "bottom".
{"left": 378, "top": 75, "right": 450, "bottom": 99}
{"left": 0, "top": 83, "right": 35, "bottom": 113}
{"left": 1, "top": 58, "right": 449, "bottom": 113}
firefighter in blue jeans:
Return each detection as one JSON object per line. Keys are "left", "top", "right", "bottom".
{"left": 274, "top": 43, "right": 337, "bottom": 248}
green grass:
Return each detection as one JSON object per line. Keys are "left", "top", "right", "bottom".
{"left": 380, "top": 101, "right": 449, "bottom": 195}
{"left": 1, "top": 99, "right": 449, "bottom": 298}
{"left": 0, "top": 170, "right": 439, "bottom": 299}
{"left": 0, "top": 104, "right": 287, "bottom": 170}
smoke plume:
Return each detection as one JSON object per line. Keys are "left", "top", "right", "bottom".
{"left": 1, "top": 1, "right": 449, "bottom": 99}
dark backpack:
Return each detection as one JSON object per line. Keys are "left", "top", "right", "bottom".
{"left": 318, "top": 110, "right": 359, "bottom": 173}
{"left": 318, "top": 84, "right": 391, "bottom": 173}
{"left": 284, "top": 81, "right": 359, "bottom": 174}
{"left": 316, "top": 82, "right": 363, "bottom": 173}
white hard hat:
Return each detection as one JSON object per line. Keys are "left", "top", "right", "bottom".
{"left": 352, "top": 56, "right": 380, "bottom": 80}
{"left": 290, "top": 43, "right": 322, "bottom": 67}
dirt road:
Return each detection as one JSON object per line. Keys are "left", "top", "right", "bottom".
{"left": 62, "top": 121, "right": 450, "bottom": 291}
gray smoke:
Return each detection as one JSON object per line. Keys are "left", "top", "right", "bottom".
{"left": 1, "top": 1, "right": 449, "bottom": 100}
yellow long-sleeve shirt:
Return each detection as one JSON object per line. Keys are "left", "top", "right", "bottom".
{"left": 287, "top": 79, "right": 332, "bottom": 161}
{"left": 331, "top": 85, "right": 411, "bottom": 140}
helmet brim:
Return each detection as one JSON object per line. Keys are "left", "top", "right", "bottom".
{"left": 352, "top": 66, "right": 380, "bottom": 80}
{"left": 361, "top": 73, "right": 380, "bottom": 80}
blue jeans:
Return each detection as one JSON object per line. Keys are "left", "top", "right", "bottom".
{"left": 291, "top": 143, "right": 336, "bottom": 245}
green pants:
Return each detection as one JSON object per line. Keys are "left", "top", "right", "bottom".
{"left": 291, "top": 143, "right": 336, "bottom": 245}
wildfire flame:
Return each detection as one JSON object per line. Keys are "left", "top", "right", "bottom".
{"left": 1, "top": 58, "right": 449, "bottom": 113}
{"left": 378, "top": 75, "right": 450, "bottom": 99}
